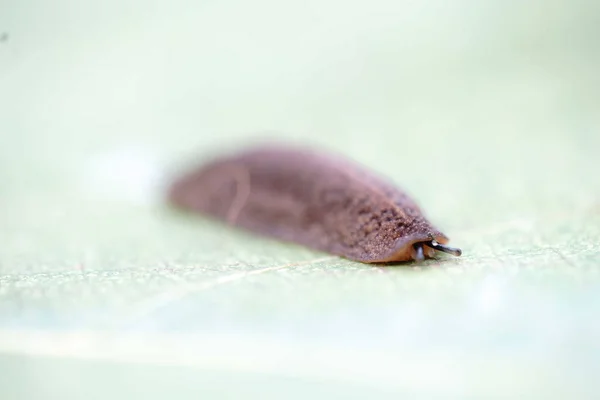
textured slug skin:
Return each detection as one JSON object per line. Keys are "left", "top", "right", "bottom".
{"left": 168, "top": 145, "right": 451, "bottom": 263}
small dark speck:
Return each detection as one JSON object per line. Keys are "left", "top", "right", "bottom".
{"left": 0, "top": 32, "right": 8, "bottom": 42}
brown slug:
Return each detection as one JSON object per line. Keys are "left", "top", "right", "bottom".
{"left": 168, "top": 144, "right": 461, "bottom": 263}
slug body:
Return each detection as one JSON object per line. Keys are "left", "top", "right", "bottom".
{"left": 169, "top": 145, "right": 461, "bottom": 263}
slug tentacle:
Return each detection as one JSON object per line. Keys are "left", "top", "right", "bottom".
{"left": 414, "top": 244, "right": 425, "bottom": 261}
{"left": 427, "top": 240, "right": 462, "bottom": 257}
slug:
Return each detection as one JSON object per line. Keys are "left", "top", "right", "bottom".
{"left": 168, "top": 144, "right": 461, "bottom": 263}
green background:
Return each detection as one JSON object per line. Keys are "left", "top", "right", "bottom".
{"left": 1, "top": 0, "right": 599, "bottom": 398}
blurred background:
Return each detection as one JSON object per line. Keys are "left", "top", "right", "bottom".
{"left": 1, "top": 0, "right": 599, "bottom": 398}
